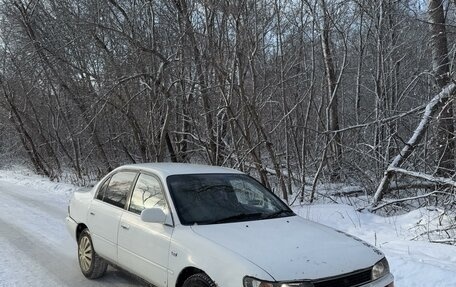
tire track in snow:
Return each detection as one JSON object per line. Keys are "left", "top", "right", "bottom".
{"left": 0, "top": 216, "right": 79, "bottom": 286}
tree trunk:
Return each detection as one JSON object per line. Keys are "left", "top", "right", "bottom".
{"left": 319, "top": 0, "right": 342, "bottom": 178}
{"left": 428, "top": 0, "right": 455, "bottom": 177}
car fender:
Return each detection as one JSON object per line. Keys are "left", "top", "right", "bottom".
{"left": 68, "top": 187, "right": 95, "bottom": 235}
{"left": 168, "top": 226, "right": 274, "bottom": 287}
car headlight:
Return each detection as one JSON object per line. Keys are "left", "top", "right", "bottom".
{"left": 243, "top": 277, "right": 314, "bottom": 287}
{"left": 372, "top": 257, "right": 390, "bottom": 280}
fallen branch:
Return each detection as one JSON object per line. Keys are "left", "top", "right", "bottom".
{"left": 390, "top": 167, "right": 456, "bottom": 187}
{"left": 370, "top": 191, "right": 440, "bottom": 212}
{"left": 412, "top": 224, "right": 456, "bottom": 240}
{"left": 389, "top": 180, "right": 437, "bottom": 191}
{"left": 430, "top": 239, "right": 456, "bottom": 244}
{"left": 372, "top": 83, "right": 456, "bottom": 206}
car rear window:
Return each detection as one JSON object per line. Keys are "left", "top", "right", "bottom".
{"left": 100, "top": 171, "right": 137, "bottom": 208}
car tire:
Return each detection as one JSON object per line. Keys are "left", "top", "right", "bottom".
{"left": 78, "top": 229, "right": 108, "bottom": 279}
{"left": 182, "top": 273, "right": 216, "bottom": 287}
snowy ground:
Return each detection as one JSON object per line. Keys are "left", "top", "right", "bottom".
{"left": 296, "top": 205, "right": 456, "bottom": 286}
{"left": 0, "top": 168, "right": 455, "bottom": 286}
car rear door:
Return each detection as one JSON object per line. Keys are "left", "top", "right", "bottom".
{"left": 87, "top": 171, "right": 137, "bottom": 263}
{"left": 117, "top": 173, "right": 173, "bottom": 287}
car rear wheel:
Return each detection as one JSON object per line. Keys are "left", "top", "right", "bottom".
{"left": 78, "top": 229, "right": 108, "bottom": 279}
{"left": 182, "top": 273, "right": 216, "bottom": 287}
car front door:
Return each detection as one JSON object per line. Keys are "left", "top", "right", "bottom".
{"left": 87, "top": 171, "right": 137, "bottom": 263}
{"left": 117, "top": 173, "right": 174, "bottom": 287}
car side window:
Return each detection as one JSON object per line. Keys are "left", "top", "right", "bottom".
{"left": 96, "top": 177, "right": 111, "bottom": 200}
{"left": 102, "top": 172, "right": 137, "bottom": 208}
{"left": 129, "top": 174, "right": 167, "bottom": 215}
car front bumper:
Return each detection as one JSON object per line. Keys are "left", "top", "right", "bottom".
{"left": 361, "top": 273, "right": 394, "bottom": 287}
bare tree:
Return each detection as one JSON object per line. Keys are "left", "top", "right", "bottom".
{"left": 428, "top": 0, "right": 455, "bottom": 177}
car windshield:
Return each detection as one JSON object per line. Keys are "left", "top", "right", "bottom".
{"left": 166, "top": 173, "right": 294, "bottom": 225}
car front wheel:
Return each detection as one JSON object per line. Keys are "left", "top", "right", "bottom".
{"left": 182, "top": 273, "right": 216, "bottom": 287}
{"left": 78, "top": 229, "right": 107, "bottom": 279}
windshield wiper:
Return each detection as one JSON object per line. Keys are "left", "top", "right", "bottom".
{"left": 262, "top": 209, "right": 294, "bottom": 219}
{"left": 211, "top": 212, "right": 264, "bottom": 224}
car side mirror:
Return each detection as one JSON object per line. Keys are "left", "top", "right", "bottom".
{"left": 140, "top": 208, "right": 167, "bottom": 223}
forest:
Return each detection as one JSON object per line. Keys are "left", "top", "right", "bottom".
{"left": 0, "top": 0, "right": 455, "bottom": 215}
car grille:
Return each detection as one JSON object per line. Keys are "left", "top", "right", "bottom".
{"left": 313, "top": 268, "right": 372, "bottom": 287}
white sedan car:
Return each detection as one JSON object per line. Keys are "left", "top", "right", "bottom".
{"left": 66, "top": 163, "right": 394, "bottom": 287}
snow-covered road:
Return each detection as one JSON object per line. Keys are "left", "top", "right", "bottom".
{"left": 0, "top": 180, "right": 146, "bottom": 287}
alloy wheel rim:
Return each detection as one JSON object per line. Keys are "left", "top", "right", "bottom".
{"left": 78, "top": 236, "right": 93, "bottom": 272}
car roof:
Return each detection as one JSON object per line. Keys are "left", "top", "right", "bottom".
{"left": 115, "top": 162, "right": 243, "bottom": 177}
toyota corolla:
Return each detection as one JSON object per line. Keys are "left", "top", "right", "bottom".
{"left": 66, "top": 163, "right": 394, "bottom": 287}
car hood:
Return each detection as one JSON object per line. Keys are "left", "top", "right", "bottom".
{"left": 190, "top": 215, "right": 383, "bottom": 281}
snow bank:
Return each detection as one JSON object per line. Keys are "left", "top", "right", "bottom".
{"left": 295, "top": 204, "right": 456, "bottom": 286}
{"left": 0, "top": 167, "right": 82, "bottom": 199}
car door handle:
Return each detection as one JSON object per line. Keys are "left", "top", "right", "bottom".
{"left": 120, "top": 224, "right": 130, "bottom": 230}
